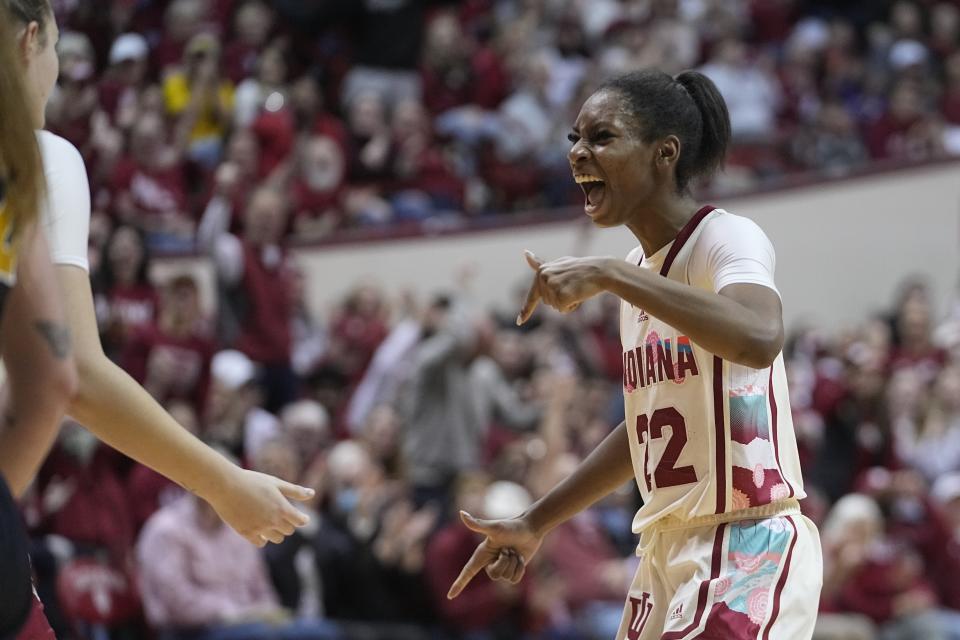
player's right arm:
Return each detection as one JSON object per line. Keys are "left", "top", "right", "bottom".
{"left": 0, "top": 225, "right": 78, "bottom": 496}
{"left": 447, "top": 419, "right": 632, "bottom": 598}
{"left": 35, "top": 133, "right": 313, "bottom": 547}
{"left": 56, "top": 264, "right": 313, "bottom": 546}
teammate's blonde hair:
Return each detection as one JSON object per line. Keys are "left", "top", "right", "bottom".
{"left": 0, "top": 0, "right": 48, "bottom": 238}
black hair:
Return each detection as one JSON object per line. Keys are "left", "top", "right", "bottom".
{"left": 98, "top": 223, "right": 152, "bottom": 290}
{"left": 4, "top": 0, "right": 52, "bottom": 44}
{"left": 598, "top": 69, "right": 731, "bottom": 193}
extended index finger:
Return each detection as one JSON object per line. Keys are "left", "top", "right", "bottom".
{"left": 448, "top": 542, "right": 493, "bottom": 599}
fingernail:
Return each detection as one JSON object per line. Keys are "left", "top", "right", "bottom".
{"left": 515, "top": 314, "right": 522, "bottom": 326}
{"left": 305, "top": 488, "right": 316, "bottom": 497}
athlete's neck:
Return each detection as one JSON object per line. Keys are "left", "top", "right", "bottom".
{"left": 625, "top": 196, "right": 702, "bottom": 257}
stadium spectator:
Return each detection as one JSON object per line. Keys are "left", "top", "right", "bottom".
{"left": 95, "top": 224, "right": 159, "bottom": 359}
{"left": 700, "top": 37, "right": 782, "bottom": 141}
{"left": 204, "top": 349, "right": 265, "bottom": 459}
{"left": 223, "top": 0, "right": 276, "bottom": 85}
{"left": 424, "top": 476, "right": 534, "bottom": 638}
{"left": 234, "top": 45, "right": 289, "bottom": 129}
{"left": 121, "top": 274, "right": 214, "bottom": 415}
{"left": 137, "top": 491, "right": 341, "bottom": 639}
{"left": 791, "top": 101, "right": 870, "bottom": 174}
{"left": 199, "top": 186, "right": 298, "bottom": 411}
{"left": 163, "top": 32, "right": 235, "bottom": 169}
{"left": 153, "top": 0, "right": 212, "bottom": 73}
{"left": 98, "top": 33, "right": 151, "bottom": 132}
{"left": 280, "top": 400, "right": 331, "bottom": 471}
{"left": 288, "top": 135, "right": 348, "bottom": 240}
{"left": 45, "top": 31, "right": 97, "bottom": 154}
{"left": 110, "top": 113, "right": 191, "bottom": 249}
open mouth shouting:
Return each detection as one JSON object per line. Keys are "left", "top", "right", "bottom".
{"left": 574, "top": 173, "right": 606, "bottom": 215}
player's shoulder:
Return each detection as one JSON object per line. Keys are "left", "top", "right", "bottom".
{"left": 698, "top": 208, "right": 773, "bottom": 246}
{"left": 35, "top": 130, "right": 84, "bottom": 171}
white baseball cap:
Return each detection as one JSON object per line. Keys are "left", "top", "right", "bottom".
{"left": 109, "top": 33, "right": 149, "bottom": 65}
{"left": 484, "top": 481, "right": 533, "bottom": 520}
{"left": 933, "top": 473, "right": 960, "bottom": 505}
{"left": 211, "top": 349, "right": 256, "bottom": 390}
{"left": 889, "top": 39, "right": 928, "bottom": 69}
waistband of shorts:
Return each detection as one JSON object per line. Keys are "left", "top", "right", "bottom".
{"left": 644, "top": 499, "right": 802, "bottom": 534}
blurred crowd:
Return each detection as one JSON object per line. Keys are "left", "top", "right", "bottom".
{"left": 44, "top": 0, "right": 960, "bottom": 250}
{"left": 21, "top": 205, "right": 960, "bottom": 640}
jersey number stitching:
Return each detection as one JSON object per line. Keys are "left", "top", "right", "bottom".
{"left": 635, "top": 407, "right": 698, "bottom": 491}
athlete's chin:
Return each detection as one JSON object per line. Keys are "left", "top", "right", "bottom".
{"left": 586, "top": 204, "right": 621, "bottom": 228}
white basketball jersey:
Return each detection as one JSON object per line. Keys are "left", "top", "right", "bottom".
{"left": 620, "top": 206, "right": 805, "bottom": 532}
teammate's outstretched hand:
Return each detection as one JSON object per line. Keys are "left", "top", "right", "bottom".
{"left": 447, "top": 510, "right": 545, "bottom": 599}
{"left": 206, "top": 467, "right": 315, "bottom": 547}
{"left": 518, "top": 251, "right": 611, "bottom": 324}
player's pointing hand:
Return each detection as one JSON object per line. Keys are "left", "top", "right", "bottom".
{"left": 447, "top": 510, "right": 545, "bottom": 599}
{"left": 517, "top": 251, "right": 614, "bottom": 325}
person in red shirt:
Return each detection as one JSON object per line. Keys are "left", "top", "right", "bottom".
{"left": 424, "top": 475, "right": 535, "bottom": 636}
{"left": 122, "top": 274, "right": 214, "bottom": 415}
{"left": 98, "top": 33, "right": 150, "bottom": 132}
{"left": 152, "top": 0, "right": 211, "bottom": 75}
{"left": 110, "top": 113, "right": 191, "bottom": 245}
{"left": 865, "top": 80, "right": 938, "bottom": 161}
{"left": 290, "top": 135, "right": 348, "bottom": 240}
{"left": 390, "top": 98, "right": 465, "bottom": 215}
{"left": 288, "top": 74, "right": 350, "bottom": 148}
{"left": 96, "top": 224, "right": 159, "bottom": 359}
{"left": 198, "top": 186, "right": 297, "bottom": 411}
{"left": 888, "top": 282, "right": 947, "bottom": 383}
{"left": 328, "top": 285, "right": 389, "bottom": 386}
{"left": 222, "top": 0, "right": 275, "bottom": 84}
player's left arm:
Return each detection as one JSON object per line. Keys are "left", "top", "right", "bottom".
{"left": 0, "top": 225, "right": 78, "bottom": 496}
{"left": 520, "top": 220, "right": 784, "bottom": 369}
{"left": 605, "top": 266, "right": 781, "bottom": 368}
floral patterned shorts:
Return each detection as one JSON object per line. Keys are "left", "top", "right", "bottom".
{"left": 616, "top": 507, "right": 822, "bottom": 640}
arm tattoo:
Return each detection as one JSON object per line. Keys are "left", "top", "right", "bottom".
{"left": 33, "top": 321, "right": 72, "bottom": 360}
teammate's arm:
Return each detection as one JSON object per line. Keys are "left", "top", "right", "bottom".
{"left": 0, "top": 227, "right": 77, "bottom": 495}
{"left": 448, "top": 419, "right": 632, "bottom": 598}
{"left": 520, "top": 253, "right": 782, "bottom": 369}
{"left": 54, "top": 264, "right": 313, "bottom": 547}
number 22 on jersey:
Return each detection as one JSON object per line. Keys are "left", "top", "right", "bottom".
{"left": 634, "top": 407, "right": 698, "bottom": 492}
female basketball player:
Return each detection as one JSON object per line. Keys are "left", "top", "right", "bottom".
{"left": 449, "top": 70, "right": 823, "bottom": 639}
{"left": 0, "top": 7, "right": 77, "bottom": 635}
{"left": 1, "top": 0, "right": 313, "bottom": 549}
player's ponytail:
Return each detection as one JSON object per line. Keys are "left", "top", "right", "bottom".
{"left": 0, "top": 0, "right": 50, "bottom": 238}
{"left": 674, "top": 70, "right": 731, "bottom": 190}
{"left": 598, "top": 68, "right": 732, "bottom": 193}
